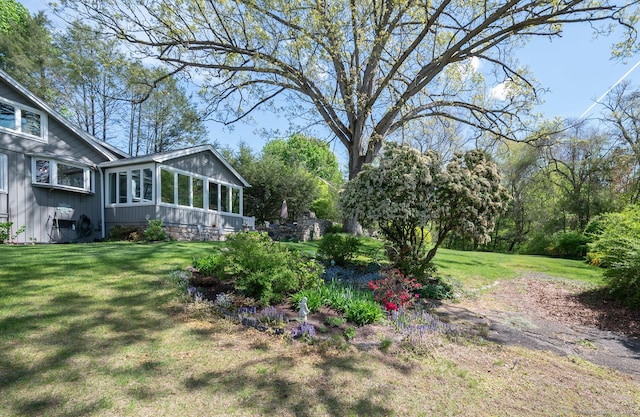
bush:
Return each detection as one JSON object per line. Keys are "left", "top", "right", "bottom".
{"left": 416, "top": 278, "right": 457, "bottom": 300}
{"left": 0, "top": 222, "right": 25, "bottom": 244}
{"left": 550, "top": 232, "right": 590, "bottom": 259}
{"left": 520, "top": 232, "right": 553, "bottom": 256}
{"left": 324, "top": 223, "right": 344, "bottom": 234}
{"left": 143, "top": 219, "right": 167, "bottom": 241}
{"left": 343, "top": 299, "right": 384, "bottom": 326}
{"left": 368, "top": 268, "right": 422, "bottom": 311}
{"left": 225, "top": 232, "right": 324, "bottom": 304}
{"left": 520, "top": 231, "right": 590, "bottom": 260}
{"left": 108, "top": 224, "right": 140, "bottom": 241}
{"left": 192, "top": 252, "right": 227, "bottom": 277}
{"left": 291, "top": 289, "right": 324, "bottom": 313}
{"left": 317, "top": 233, "right": 362, "bottom": 265}
{"left": 292, "top": 278, "right": 384, "bottom": 325}
{"left": 589, "top": 205, "right": 640, "bottom": 306}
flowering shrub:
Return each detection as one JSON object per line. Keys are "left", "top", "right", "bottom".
{"left": 390, "top": 308, "right": 460, "bottom": 346}
{"left": 291, "top": 323, "right": 316, "bottom": 339}
{"left": 369, "top": 269, "right": 422, "bottom": 311}
{"left": 340, "top": 144, "right": 510, "bottom": 267}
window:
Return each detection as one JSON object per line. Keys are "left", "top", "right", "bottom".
{"left": 221, "top": 185, "right": 229, "bottom": 212}
{"left": 161, "top": 169, "right": 174, "bottom": 204}
{"left": 208, "top": 182, "right": 219, "bottom": 211}
{"left": 35, "top": 159, "right": 50, "bottom": 184}
{"left": 21, "top": 110, "right": 41, "bottom": 136}
{"left": 108, "top": 172, "right": 117, "bottom": 203}
{"left": 0, "top": 103, "right": 15, "bottom": 130}
{"left": 118, "top": 172, "right": 128, "bottom": 203}
{"left": 57, "top": 163, "right": 85, "bottom": 188}
{"left": 106, "top": 166, "right": 154, "bottom": 205}
{"left": 158, "top": 166, "right": 242, "bottom": 214}
{"left": 0, "top": 97, "right": 46, "bottom": 141}
{"left": 192, "top": 178, "right": 204, "bottom": 209}
{"left": 177, "top": 173, "right": 190, "bottom": 206}
{"left": 231, "top": 188, "right": 240, "bottom": 214}
{"left": 0, "top": 153, "right": 7, "bottom": 193}
{"left": 32, "top": 158, "right": 91, "bottom": 192}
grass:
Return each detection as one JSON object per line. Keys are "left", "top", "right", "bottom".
{"left": 433, "top": 248, "right": 604, "bottom": 289}
{"left": 1, "top": 241, "right": 637, "bottom": 417}
{"left": 285, "top": 237, "right": 604, "bottom": 288}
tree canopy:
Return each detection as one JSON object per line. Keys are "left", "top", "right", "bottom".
{"left": 57, "top": 0, "right": 640, "bottom": 179}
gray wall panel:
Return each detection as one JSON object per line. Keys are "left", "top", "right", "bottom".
{"left": 163, "top": 153, "right": 243, "bottom": 186}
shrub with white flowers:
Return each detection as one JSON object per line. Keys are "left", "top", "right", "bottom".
{"left": 340, "top": 143, "right": 510, "bottom": 266}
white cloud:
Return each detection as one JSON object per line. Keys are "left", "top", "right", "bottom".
{"left": 469, "top": 56, "right": 481, "bottom": 72}
{"left": 489, "top": 82, "right": 509, "bottom": 101}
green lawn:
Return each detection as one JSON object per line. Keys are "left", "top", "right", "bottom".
{"left": 433, "top": 248, "right": 604, "bottom": 288}
{"left": 0, "top": 241, "right": 634, "bottom": 417}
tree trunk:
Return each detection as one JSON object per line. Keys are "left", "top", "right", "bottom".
{"left": 425, "top": 227, "right": 450, "bottom": 264}
{"left": 342, "top": 134, "right": 383, "bottom": 233}
{"left": 342, "top": 215, "right": 363, "bottom": 236}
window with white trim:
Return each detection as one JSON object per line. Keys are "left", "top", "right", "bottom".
{"left": 0, "top": 97, "right": 47, "bottom": 141}
{"left": 32, "top": 158, "right": 92, "bottom": 192}
{"left": 106, "top": 166, "right": 154, "bottom": 205}
{"left": 0, "top": 153, "right": 7, "bottom": 193}
{"left": 159, "top": 167, "right": 242, "bottom": 214}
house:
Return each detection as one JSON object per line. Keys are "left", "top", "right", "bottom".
{"left": 0, "top": 69, "right": 252, "bottom": 243}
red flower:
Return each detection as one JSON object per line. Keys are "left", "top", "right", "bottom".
{"left": 384, "top": 301, "right": 398, "bottom": 311}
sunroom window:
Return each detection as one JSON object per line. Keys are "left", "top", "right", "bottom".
{"left": 106, "top": 167, "right": 154, "bottom": 205}
{"left": 0, "top": 97, "right": 46, "bottom": 141}
{"left": 159, "top": 167, "right": 242, "bottom": 215}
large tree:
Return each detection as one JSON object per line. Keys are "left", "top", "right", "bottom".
{"left": 57, "top": 0, "right": 639, "bottom": 181}
{"left": 542, "top": 121, "right": 618, "bottom": 231}
{"left": 55, "top": 21, "right": 129, "bottom": 142}
{"left": 0, "top": 2, "right": 58, "bottom": 101}
{"left": 602, "top": 81, "right": 640, "bottom": 202}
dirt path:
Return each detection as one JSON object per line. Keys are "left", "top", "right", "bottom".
{"left": 433, "top": 273, "right": 640, "bottom": 377}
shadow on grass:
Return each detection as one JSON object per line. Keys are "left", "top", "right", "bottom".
{"left": 182, "top": 349, "right": 400, "bottom": 417}
{"left": 573, "top": 287, "right": 640, "bottom": 338}
{"left": 0, "top": 256, "right": 185, "bottom": 416}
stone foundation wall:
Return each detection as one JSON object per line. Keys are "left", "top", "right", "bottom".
{"left": 164, "top": 225, "right": 227, "bottom": 241}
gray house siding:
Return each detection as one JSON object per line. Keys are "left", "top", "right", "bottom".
{"left": 0, "top": 77, "right": 111, "bottom": 243}
{"left": 162, "top": 152, "right": 238, "bottom": 184}
{"left": 1, "top": 148, "right": 103, "bottom": 243}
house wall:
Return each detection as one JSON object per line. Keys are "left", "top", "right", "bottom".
{"left": 163, "top": 152, "right": 242, "bottom": 185}
{"left": 0, "top": 81, "right": 108, "bottom": 243}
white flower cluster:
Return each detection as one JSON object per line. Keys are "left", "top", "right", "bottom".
{"left": 340, "top": 144, "right": 510, "bottom": 251}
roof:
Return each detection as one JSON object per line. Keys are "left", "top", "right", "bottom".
{"left": 99, "top": 144, "right": 250, "bottom": 187}
{"left": 0, "top": 69, "right": 129, "bottom": 161}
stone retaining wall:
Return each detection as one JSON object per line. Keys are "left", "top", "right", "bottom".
{"left": 255, "top": 217, "right": 332, "bottom": 242}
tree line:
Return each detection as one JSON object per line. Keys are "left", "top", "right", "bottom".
{"left": 0, "top": 0, "right": 207, "bottom": 155}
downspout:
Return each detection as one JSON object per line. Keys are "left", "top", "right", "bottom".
{"left": 98, "top": 166, "right": 105, "bottom": 240}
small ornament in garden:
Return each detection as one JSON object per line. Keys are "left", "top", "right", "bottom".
{"left": 298, "top": 296, "right": 310, "bottom": 323}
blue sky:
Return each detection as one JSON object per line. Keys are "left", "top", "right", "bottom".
{"left": 21, "top": 1, "right": 640, "bottom": 153}
{"left": 520, "top": 24, "right": 640, "bottom": 121}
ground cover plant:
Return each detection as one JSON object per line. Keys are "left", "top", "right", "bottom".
{"left": 2, "top": 241, "right": 638, "bottom": 417}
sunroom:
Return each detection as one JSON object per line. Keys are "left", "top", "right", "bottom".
{"left": 100, "top": 145, "right": 253, "bottom": 240}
